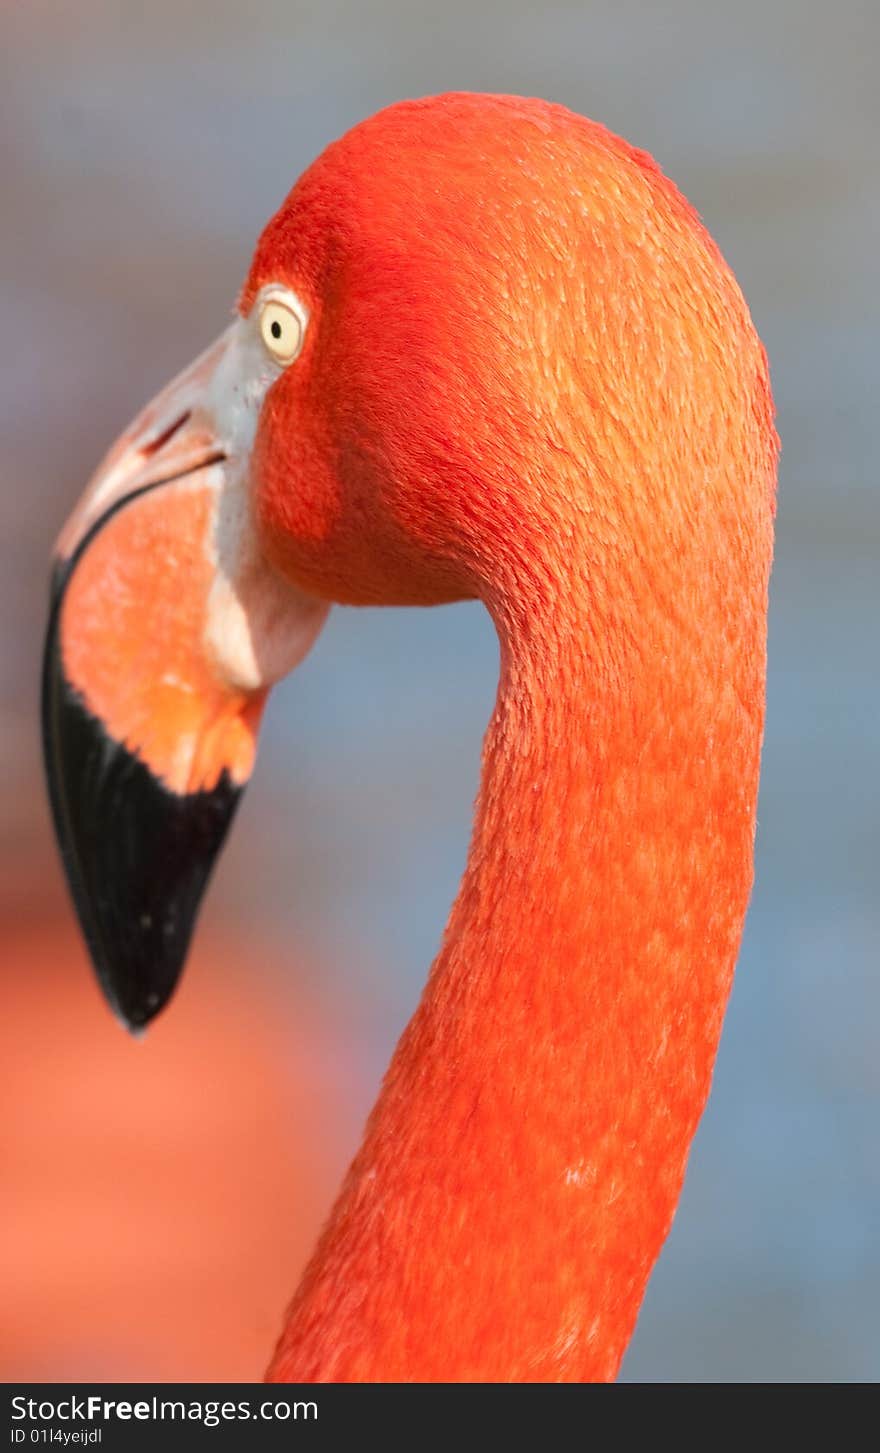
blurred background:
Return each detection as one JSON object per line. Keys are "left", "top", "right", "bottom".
{"left": 1, "top": 0, "right": 877, "bottom": 1382}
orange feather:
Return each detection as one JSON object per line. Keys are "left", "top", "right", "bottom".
{"left": 233, "top": 95, "right": 778, "bottom": 1380}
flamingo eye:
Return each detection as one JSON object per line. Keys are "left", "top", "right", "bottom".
{"left": 259, "top": 296, "right": 305, "bottom": 364}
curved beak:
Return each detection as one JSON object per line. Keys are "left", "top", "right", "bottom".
{"left": 42, "top": 327, "right": 328, "bottom": 1030}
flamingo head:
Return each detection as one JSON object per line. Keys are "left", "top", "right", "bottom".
{"left": 43, "top": 94, "right": 773, "bottom": 1028}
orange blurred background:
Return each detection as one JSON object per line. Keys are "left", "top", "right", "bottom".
{"left": 2, "top": 0, "right": 878, "bottom": 1380}
{"left": 1, "top": 920, "right": 349, "bottom": 1379}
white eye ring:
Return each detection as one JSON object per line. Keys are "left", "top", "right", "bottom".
{"left": 259, "top": 296, "right": 305, "bottom": 364}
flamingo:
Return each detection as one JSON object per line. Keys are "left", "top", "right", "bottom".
{"left": 41, "top": 93, "right": 777, "bottom": 1382}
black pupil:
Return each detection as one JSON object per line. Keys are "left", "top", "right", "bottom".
{"left": 270, "top": 319, "right": 282, "bottom": 340}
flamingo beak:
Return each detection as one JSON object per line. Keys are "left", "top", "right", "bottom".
{"left": 42, "top": 325, "right": 329, "bottom": 1030}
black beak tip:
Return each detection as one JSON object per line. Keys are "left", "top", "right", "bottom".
{"left": 41, "top": 580, "right": 243, "bottom": 1031}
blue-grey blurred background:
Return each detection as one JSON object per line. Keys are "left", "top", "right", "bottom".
{"left": 1, "top": 0, "right": 876, "bottom": 1381}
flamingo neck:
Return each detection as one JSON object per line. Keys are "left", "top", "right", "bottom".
{"left": 267, "top": 508, "right": 770, "bottom": 1382}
